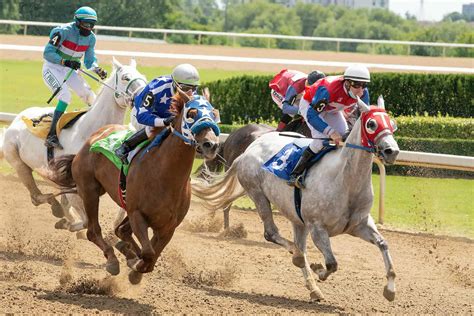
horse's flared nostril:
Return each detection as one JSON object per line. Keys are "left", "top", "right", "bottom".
{"left": 202, "top": 141, "right": 216, "bottom": 150}
{"left": 384, "top": 148, "right": 393, "bottom": 155}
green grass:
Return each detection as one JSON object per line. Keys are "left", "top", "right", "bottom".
{"left": 0, "top": 59, "right": 271, "bottom": 113}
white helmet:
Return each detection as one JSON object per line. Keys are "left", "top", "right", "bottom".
{"left": 171, "top": 64, "right": 200, "bottom": 86}
{"left": 344, "top": 65, "right": 370, "bottom": 82}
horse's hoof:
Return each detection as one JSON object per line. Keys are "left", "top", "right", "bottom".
{"left": 75, "top": 230, "right": 87, "bottom": 240}
{"left": 69, "top": 222, "right": 85, "bottom": 232}
{"left": 383, "top": 286, "right": 395, "bottom": 301}
{"left": 292, "top": 255, "right": 305, "bottom": 268}
{"left": 309, "top": 289, "right": 324, "bottom": 301}
{"left": 54, "top": 218, "right": 69, "bottom": 230}
{"left": 128, "top": 270, "right": 143, "bottom": 285}
{"left": 51, "top": 201, "right": 65, "bottom": 218}
{"left": 106, "top": 260, "right": 120, "bottom": 276}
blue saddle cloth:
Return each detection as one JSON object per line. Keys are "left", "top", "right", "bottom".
{"left": 262, "top": 142, "right": 336, "bottom": 181}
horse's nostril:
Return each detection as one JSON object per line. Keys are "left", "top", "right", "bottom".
{"left": 203, "top": 141, "right": 213, "bottom": 149}
{"left": 384, "top": 148, "right": 393, "bottom": 155}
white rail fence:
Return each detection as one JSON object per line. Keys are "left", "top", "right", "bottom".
{"left": 1, "top": 19, "right": 473, "bottom": 56}
{"left": 1, "top": 111, "right": 472, "bottom": 224}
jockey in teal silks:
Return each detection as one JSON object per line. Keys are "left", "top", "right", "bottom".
{"left": 115, "top": 64, "right": 201, "bottom": 162}
{"left": 42, "top": 6, "right": 107, "bottom": 149}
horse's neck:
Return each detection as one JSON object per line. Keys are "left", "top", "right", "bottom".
{"left": 75, "top": 87, "right": 125, "bottom": 138}
{"left": 339, "top": 120, "right": 373, "bottom": 183}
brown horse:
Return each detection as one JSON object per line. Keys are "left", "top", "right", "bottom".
{"left": 47, "top": 90, "right": 220, "bottom": 282}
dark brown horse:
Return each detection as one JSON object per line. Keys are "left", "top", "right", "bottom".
{"left": 196, "top": 117, "right": 310, "bottom": 228}
{"left": 47, "top": 90, "right": 220, "bottom": 283}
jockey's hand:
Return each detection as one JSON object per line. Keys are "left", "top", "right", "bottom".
{"left": 163, "top": 115, "right": 176, "bottom": 127}
{"left": 329, "top": 131, "right": 342, "bottom": 145}
{"left": 93, "top": 67, "right": 107, "bottom": 80}
{"left": 63, "top": 60, "right": 81, "bottom": 70}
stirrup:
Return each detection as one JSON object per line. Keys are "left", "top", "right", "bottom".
{"left": 115, "top": 145, "right": 130, "bottom": 163}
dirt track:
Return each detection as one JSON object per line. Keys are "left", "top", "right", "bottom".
{"left": 0, "top": 173, "right": 472, "bottom": 314}
{"left": 1, "top": 34, "right": 472, "bottom": 73}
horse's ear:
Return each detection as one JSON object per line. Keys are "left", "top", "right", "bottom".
{"left": 130, "top": 58, "right": 137, "bottom": 68}
{"left": 357, "top": 96, "right": 370, "bottom": 112}
{"left": 176, "top": 85, "right": 191, "bottom": 103}
{"left": 203, "top": 87, "right": 211, "bottom": 102}
{"left": 112, "top": 57, "right": 123, "bottom": 69}
{"left": 377, "top": 95, "right": 385, "bottom": 109}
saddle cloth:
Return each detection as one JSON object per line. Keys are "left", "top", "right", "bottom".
{"left": 21, "top": 110, "right": 87, "bottom": 140}
{"left": 262, "top": 138, "right": 335, "bottom": 181}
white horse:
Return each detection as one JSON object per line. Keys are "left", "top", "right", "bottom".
{"left": 192, "top": 97, "right": 399, "bottom": 301}
{"left": 0, "top": 58, "right": 146, "bottom": 232}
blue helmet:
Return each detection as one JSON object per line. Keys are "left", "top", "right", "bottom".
{"left": 74, "top": 6, "right": 97, "bottom": 23}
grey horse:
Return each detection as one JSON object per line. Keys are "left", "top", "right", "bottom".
{"left": 192, "top": 96, "right": 399, "bottom": 301}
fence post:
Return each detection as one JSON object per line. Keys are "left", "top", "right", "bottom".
{"left": 301, "top": 40, "right": 305, "bottom": 50}
{"left": 128, "top": 31, "right": 132, "bottom": 38}
{"left": 442, "top": 47, "right": 446, "bottom": 57}
{"left": 336, "top": 41, "right": 340, "bottom": 52}
{"left": 23, "top": 24, "right": 27, "bottom": 36}
{"left": 407, "top": 44, "right": 410, "bottom": 55}
{"left": 198, "top": 33, "right": 202, "bottom": 45}
{"left": 163, "top": 32, "right": 167, "bottom": 42}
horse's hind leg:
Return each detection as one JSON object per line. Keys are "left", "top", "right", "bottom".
{"left": 83, "top": 187, "right": 120, "bottom": 275}
{"left": 350, "top": 216, "right": 396, "bottom": 302}
{"left": 309, "top": 224, "right": 338, "bottom": 281}
{"left": 128, "top": 210, "right": 155, "bottom": 274}
{"left": 5, "top": 153, "right": 64, "bottom": 218}
{"left": 246, "top": 188, "right": 295, "bottom": 253}
{"left": 292, "top": 223, "right": 324, "bottom": 301}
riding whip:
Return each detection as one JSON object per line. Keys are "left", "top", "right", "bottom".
{"left": 78, "top": 68, "right": 125, "bottom": 96}
{"left": 46, "top": 68, "right": 74, "bottom": 104}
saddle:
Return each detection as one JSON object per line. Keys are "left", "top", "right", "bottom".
{"left": 22, "top": 110, "right": 87, "bottom": 140}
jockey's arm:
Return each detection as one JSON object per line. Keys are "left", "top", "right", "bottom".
{"left": 306, "top": 86, "right": 334, "bottom": 135}
{"left": 43, "top": 27, "right": 64, "bottom": 65}
{"left": 133, "top": 88, "right": 168, "bottom": 128}
{"left": 282, "top": 85, "right": 299, "bottom": 115}
{"left": 83, "top": 34, "right": 98, "bottom": 70}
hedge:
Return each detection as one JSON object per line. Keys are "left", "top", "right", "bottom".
{"left": 205, "top": 73, "right": 473, "bottom": 124}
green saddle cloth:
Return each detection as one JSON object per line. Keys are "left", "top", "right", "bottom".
{"left": 89, "top": 129, "right": 149, "bottom": 176}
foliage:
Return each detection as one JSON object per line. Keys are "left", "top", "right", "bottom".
{"left": 394, "top": 116, "right": 473, "bottom": 139}
{"left": 2, "top": 0, "right": 473, "bottom": 57}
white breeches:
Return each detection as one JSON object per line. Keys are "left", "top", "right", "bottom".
{"left": 299, "top": 99, "right": 348, "bottom": 152}
{"left": 42, "top": 61, "right": 96, "bottom": 105}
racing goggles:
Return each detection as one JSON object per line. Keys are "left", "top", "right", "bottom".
{"left": 79, "top": 21, "right": 95, "bottom": 30}
{"left": 176, "top": 82, "right": 198, "bottom": 93}
{"left": 349, "top": 80, "right": 368, "bottom": 89}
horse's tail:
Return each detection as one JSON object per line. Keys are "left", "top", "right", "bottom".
{"left": 42, "top": 155, "right": 77, "bottom": 188}
{"left": 192, "top": 160, "right": 245, "bottom": 211}
{"left": 0, "top": 127, "right": 6, "bottom": 160}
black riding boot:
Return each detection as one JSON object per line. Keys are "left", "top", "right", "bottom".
{"left": 44, "top": 110, "right": 64, "bottom": 149}
{"left": 287, "top": 147, "right": 317, "bottom": 189}
{"left": 115, "top": 129, "right": 148, "bottom": 163}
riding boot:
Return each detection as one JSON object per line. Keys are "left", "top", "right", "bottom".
{"left": 287, "top": 147, "right": 317, "bottom": 189}
{"left": 115, "top": 129, "right": 148, "bottom": 163}
{"left": 44, "top": 110, "right": 64, "bottom": 149}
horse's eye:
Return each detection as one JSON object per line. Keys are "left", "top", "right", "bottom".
{"left": 365, "top": 119, "right": 378, "bottom": 134}
{"left": 122, "top": 74, "right": 131, "bottom": 81}
{"left": 187, "top": 109, "right": 198, "bottom": 119}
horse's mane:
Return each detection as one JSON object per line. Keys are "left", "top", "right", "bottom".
{"left": 169, "top": 93, "right": 186, "bottom": 115}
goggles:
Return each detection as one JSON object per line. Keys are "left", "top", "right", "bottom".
{"left": 176, "top": 82, "right": 198, "bottom": 93}
{"left": 79, "top": 21, "right": 95, "bottom": 30}
{"left": 349, "top": 80, "right": 368, "bottom": 89}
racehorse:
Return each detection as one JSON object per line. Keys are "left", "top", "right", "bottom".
{"left": 46, "top": 89, "right": 220, "bottom": 283}
{"left": 0, "top": 58, "right": 146, "bottom": 233}
{"left": 192, "top": 97, "right": 399, "bottom": 301}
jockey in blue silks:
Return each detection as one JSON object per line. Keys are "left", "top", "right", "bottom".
{"left": 43, "top": 6, "right": 108, "bottom": 149}
{"left": 115, "top": 63, "right": 201, "bottom": 162}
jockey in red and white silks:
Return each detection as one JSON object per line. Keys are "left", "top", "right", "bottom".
{"left": 300, "top": 66, "right": 371, "bottom": 153}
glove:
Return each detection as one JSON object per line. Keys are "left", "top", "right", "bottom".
{"left": 63, "top": 60, "right": 81, "bottom": 70}
{"left": 93, "top": 67, "right": 107, "bottom": 80}
{"left": 163, "top": 115, "right": 175, "bottom": 127}
{"left": 329, "top": 130, "right": 342, "bottom": 145}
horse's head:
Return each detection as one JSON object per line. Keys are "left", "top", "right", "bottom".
{"left": 108, "top": 57, "right": 147, "bottom": 109}
{"left": 357, "top": 96, "right": 399, "bottom": 164}
{"left": 170, "top": 89, "right": 220, "bottom": 159}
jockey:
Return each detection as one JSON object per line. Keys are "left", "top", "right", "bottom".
{"left": 115, "top": 64, "right": 200, "bottom": 162}
{"left": 269, "top": 69, "right": 326, "bottom": 131}
{"left": 287, "top": 64, "right": 371, "bottom": 188}
{"left": 43, "top": 6, "right": 107, "bottom": 149}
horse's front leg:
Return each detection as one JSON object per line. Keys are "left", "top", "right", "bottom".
{"left": 128, "top": 210, "right": 155, "bottom": 274}
{"left": 349, "top": 215, "right": 396, "bottom": 302}
{"left": 128, "top": 228, "right": 175, "bottom": 285}
{"left": 309, "top": 224, "right": 338, "bottom": 281}
{"left": 292, "top": 223, "right": 324, "bottom": 301}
